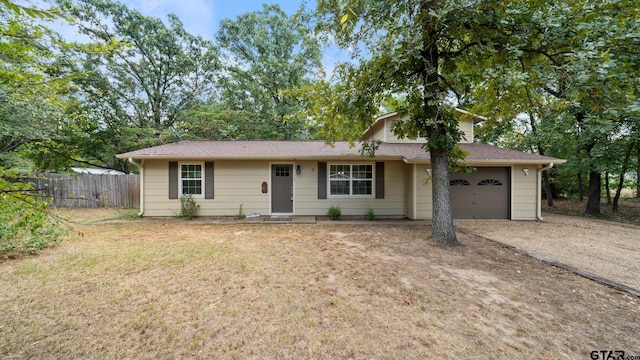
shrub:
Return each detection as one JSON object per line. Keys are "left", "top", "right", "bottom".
{"left": 236, "top": 203, "right": 245, "bottom": 219}
{"left": 327, "top": 205, "right": 341, "bottom": 220}
{"left": 367, "top": 207, "right": 376, "bottom": 221}
{"left": 179, "top": 195, "right": 199, "bottom": 220}
{"left": 0, "top": 169, "right": 67, "bottom": 258}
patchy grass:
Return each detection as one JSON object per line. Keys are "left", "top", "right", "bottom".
{"left": 1, "top": 209, "right": 638, "bottom": 359}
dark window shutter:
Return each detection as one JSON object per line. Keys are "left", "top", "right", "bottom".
{"left": 318, "top": 162, "right": 327, "bottom": 199}
{"left": 375, "top": 162, "right": 385, "bottom": 199}
{"left": 168, "top": 161, "right": 178, "bottom": 199}
{"left": 205, "top": 161, "right": 214, "bottom": 199}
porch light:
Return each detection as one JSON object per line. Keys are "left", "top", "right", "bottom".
{"left": 425, "top": 168, "right": 432, "bottom": 175}
{"left": 296, "top": 165, "right": 301, "bottom": 175}
{"left": 522, "top": 168, "right": 529, "bottom": 176}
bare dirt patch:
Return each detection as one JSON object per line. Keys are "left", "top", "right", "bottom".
{"left": 1, "top": 209, "right": 638, "bottom": 359}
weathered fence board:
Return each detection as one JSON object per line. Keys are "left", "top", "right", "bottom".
{"left": 19, "top": 173, "right": 140, "bottom": 208}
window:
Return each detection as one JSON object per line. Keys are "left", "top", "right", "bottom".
{"left": 180, "top": 163, "right": 203, "bottom": 196}
{"left": 329, "top": 164, "right": 373, "bottom": 196}
{"left": 275, "top": 166, "right": 290, "bottom": 177}
{"left": 478, "top": 179, "right": 503, "bottom": 186}
{"left": 449, "top": 179, "right": 471, "bottom": 186}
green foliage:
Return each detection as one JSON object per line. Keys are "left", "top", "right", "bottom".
{"left": 235, "top": 203, "right": 245, "bottom": 220}
{"left": 55, "top": 0, "right": 220, "bottom": 172}
{"left": 367, "top": 207, "right": 375, "bottom": 221}
{"left": 0, "top": 169, "right": 67, "bottom": 258}
{"left": 176, "top": 104, "right": 270, "bottom": 141}
{"left": 179, "top": 195, "right": 199, "bottom": 220}
{"left": 311, "top": 0, "right": 484, "bottom": 244}
{"left": 457, "top": 0, "right": 640, "bottom": 212}
{"left": 217, "top": 4, "right": 322, "bottom": 140}
{"left": 0, "top": 1, "right": 84, "bottom": 170}
{"left": 327, "top": 205, "right": 341, "bottom": 220}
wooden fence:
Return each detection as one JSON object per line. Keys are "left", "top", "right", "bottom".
{"left": 19, "top": 173, "right": 140, "bottom": 208}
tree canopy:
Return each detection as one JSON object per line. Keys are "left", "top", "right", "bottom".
{"left": 216, "top": 4, "right": 323, "bottom": 140}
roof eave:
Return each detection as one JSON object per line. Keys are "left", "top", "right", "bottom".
{"left": 402, "top": 159, "right": 566, "bottom": 165}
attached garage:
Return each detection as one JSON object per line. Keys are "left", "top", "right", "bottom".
{"left": 449, "top": 167, "right": 511, "bottom": 219}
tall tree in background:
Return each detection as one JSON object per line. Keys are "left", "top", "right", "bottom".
{"left": 58, "top": 0, "right": 220, "bottom": 172}
{"left": 0, "top": 1, "right": 71, "bottom": 257}
{"left": 458, "top": 0, "right": 639, "bottom": 215}
{"left": 0, "top": 1, "right": 76, "bottom": 168}
{"left": 216, "top": 4, "right": 322, "bottom": 140}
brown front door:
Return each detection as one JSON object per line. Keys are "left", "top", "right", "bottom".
{"left": 272, "top": 164, "right": 293, "bottom": 213}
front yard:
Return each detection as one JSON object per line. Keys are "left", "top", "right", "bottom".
{"left": 1, "top": 209, "right": 638, "bottom": 359}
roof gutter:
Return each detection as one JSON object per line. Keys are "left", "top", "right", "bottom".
{"left": 537, "top": 163, "right": 554, "bottom": 221}
{"left": 127, "top": 158, "right": 144, "bottom": 217}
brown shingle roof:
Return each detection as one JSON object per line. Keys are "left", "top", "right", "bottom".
{"left": 117, "top": 140, "right": 564, "bottom": 165}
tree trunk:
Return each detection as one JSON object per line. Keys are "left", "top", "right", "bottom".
{"left": 605, "top": 172, "right": 611, "bottom": 204}
{"left": 543, "top": 170, "right": 553, "bottom": 207}
{"left": 613, "top": 141, "right": 634, "bottom": 212}
{"left": 429, "top": 138, "right": 458, "bottom": 246}
{"left": 637, "top": 144, "right": 640, "bottom": 198}
{"left": 585, "top": 171, "right": 601, "bottom": 215}
{"left": 577, "top": 173, "right": 584, "bottom": 201}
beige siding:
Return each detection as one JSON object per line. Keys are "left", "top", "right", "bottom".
{"left": 295, "top": 160, "right": 407, "bottom": 217}
{"left": 371, "top": 123, "right": 386, "bottom": 142}
{"left": 458, "top": 120, "right": 474, "bottom": 143}
{"left": 405, "top": 164, "right": 414, "bottom": 218}
{"left": 384, "top": 117, "right": 474, "bottom": 144}
{"left": 414, "top": 165, "right": 433, "bottom": 219}
{"left": 142, "top": 159, "right": 271, "bottom": 217}
{"left": 142, "top": 159, "right": 411, "bottom": 218}
{"left": 512, "top": 165, "right": 538, "bottom": 220}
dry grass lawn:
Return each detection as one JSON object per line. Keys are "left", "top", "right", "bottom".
{"left": 1, "top": 209, "right": 639, "bottom": 359}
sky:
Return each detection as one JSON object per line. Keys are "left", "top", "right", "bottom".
{"left": 117, "top": 0, "right": 310, "bottom": 40}
{"left": 49, "top": 0, "right": 346, "bottom": 75}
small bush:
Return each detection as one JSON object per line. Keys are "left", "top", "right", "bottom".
{"left": 1, "top": 169, "right": 67, "bottom": 258}
{"left": 179, "top": 195, "right": 199, "bottom": 220}
{"left": 367, "top": 207, "right": 376, "bottom": 221}
{"left": 236, "top": 203, "right": 245, "bottom": 219}
{"left": 327, "top": 205, "right": 341, "bottom": 220}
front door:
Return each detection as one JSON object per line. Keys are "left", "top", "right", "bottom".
{"left": 272, "top": 164, "right": 293, "bottom": 213}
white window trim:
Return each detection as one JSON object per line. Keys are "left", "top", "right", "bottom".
{"left": 179, "top": 161, "right": 205, "bottom": 198}
{"left": 327, "top": 163, "right": 375, "bottom": 198}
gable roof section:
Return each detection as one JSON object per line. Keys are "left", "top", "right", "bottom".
{"left": 362, "top": 108, "right": 487, "bottom": 140}
{"left": 117, "top": 140, "right": 564, "bottom": 165}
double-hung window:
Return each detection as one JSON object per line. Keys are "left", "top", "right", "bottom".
{"left": 180, "top": 163, "right": 203, "bottom": 197}
{"left": 329, "top": 164, "right": 373, "bottom": 196}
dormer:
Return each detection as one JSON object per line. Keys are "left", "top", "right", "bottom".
{"left": 362, "top": 108, "right": 486, "bottom": 144}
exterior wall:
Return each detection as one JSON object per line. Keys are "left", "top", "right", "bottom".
{"left": 383, "top": 117, "right": 474, "bottom": 144}
{"left": 143, "top": 159, "right": 271, "bottom": 217}
{"left": 511, "top": 165, "right": 538, "bottom": 220}
{"left": 414, "top": 164, "right": 433, "bottom": 219}
{"left": 295, "top": 160, "right": 408, "bottom": 217}
{"left": 142, "top": 159, "right": 410, "bottom": 218}
{"left": 370, "top": 123, "right": 386, "bottom": 142}
{"left": 458, "top": 120, "right": 474, "bottom": 143}
{"left": 405, "top": 164, "right": 414, "bottom": 218}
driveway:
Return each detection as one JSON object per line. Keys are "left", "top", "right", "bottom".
{"left": 455, "top": 212, "right": 640, "bottom": 294}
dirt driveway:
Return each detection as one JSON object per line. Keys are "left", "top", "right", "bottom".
{"left": 455, "top": 212, "right": 640, "bottom": 292}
